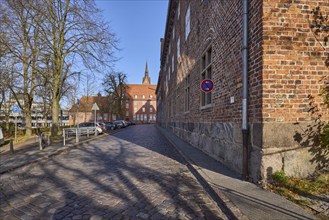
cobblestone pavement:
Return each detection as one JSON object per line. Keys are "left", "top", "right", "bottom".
{"left": 0, "top": 125, "right": 229, "bottom": 220}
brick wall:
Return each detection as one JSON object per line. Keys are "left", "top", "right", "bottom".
{"left": 157, "top": 0, "right": 329, "bottom": 182}
{"left": 258, "top": 0, "right": 329, "bottom": 181}
{"left": 262, "top": 0, "right": 329, "bottom": 123}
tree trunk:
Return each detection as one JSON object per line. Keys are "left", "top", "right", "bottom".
{"left": 51, "top": 95, "right": 60, "bottom": 136}
{"left": 25, "top": 109, "right": 32, "bottom": 137}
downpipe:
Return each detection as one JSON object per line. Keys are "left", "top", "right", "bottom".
{"left": 242, "top": 0, "right": 249, "bottom": 180}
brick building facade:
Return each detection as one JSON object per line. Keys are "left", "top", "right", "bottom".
{"left": 156, "top": 0, "right": 329, "bottom": 182}
{"left": 69, "top": 64, "right": 157, "bottom": 125}
{"left": 126, "top": 63, "right": 157, "bottom": 123}
{"left": 68, "top": 95, "right": 114, "bottom": 125}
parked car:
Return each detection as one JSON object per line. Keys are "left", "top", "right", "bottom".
{"left": 105, "top": 122, "right": 116, "bottom": 131}
{"left": 78, "top": 122, "right": 103, "bottom": 134}
{"left": 112, "top": 120, "right": 126, "bottom": 129}
{"left": 0, "top": 127, "right": 4, "bottom": 145}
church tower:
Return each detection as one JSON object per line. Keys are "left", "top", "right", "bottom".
{"left": 142, "top": 62, "right": 151, "bottom": 85}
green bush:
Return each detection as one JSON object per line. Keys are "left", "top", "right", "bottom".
{"left": 272, "top": 171, "right": 289, "bottom": 184}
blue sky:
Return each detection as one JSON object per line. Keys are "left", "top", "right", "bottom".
{"left": 96, "top": 0, "right": 169, "bottom": 85}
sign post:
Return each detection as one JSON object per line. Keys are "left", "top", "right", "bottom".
{"left": 76, "top": 99, "right": 80, "bottom": 143}
{"left": 12, "top": 105, "right": 20, "bottom": 142}
{"left": 91, "top": 103, "right": 100, "bottom": 135}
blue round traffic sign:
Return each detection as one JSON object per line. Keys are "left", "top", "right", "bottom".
{"left": 200, "top": 79, "right": 214, "bottom": 93}
{"left": 12, "top": 105, "right": 20, "bottom": 113}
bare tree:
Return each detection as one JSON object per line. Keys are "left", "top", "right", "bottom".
{"left": 103, "top": 71, "right": 128, "bottom": 120}
{"left": 35, "top": 0, "right": 117, "bottom": 136}
{"left": 0, "top": 0, "right": 44, "bottom": 136}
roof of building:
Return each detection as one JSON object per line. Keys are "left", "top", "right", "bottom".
{"left": 70, "top": 95, "right": 112, "bottom": 112}
{"left": 126, "top": 84, "right": 157, "bottom": 99}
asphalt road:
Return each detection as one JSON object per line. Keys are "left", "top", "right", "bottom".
{"left": 0, "top": 124, "right": 229, "bottom": 220}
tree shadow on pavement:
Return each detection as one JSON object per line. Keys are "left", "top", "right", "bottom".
{"left": 0, "top": 126, "right": 226, "bottom": 219}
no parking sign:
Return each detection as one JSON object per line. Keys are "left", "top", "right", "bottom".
{"left": 200, "top": 79, "right": 214, "bottom": 93}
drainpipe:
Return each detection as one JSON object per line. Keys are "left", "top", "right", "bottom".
{"left": 242, "top": 0, "right": 249, "bottom": 180}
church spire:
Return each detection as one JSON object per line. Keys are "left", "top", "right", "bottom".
{"left": 142, "top": 62, "right": 151, "bottom": 84}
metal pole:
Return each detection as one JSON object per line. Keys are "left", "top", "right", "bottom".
{"left": 242, "top": 0, "right": 249, "bottom": 180}
{"left": 39, "top": 133, "right": 43, "bottom": 150}
{"left": 63, "top": 129, "right": 66, "bottom": 146}
{"left": 76, "top": 128, "right": 79, "bottom": 143}
{"left": 10, "top": 139, "right": 14, "bottom": 154}
{"left": 94, "top": 109, "right": 97, "bottom": 136}
{"left": 15, "top": 116, "right": 17, "bottom": 142}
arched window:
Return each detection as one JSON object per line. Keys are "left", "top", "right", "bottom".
{"left": 150, "top": 95, "right": 153, "bottom": 99}
{"left": 134, "top": 94, "right": 138, "bottom": 99}
{"left": 142, "top": 95, "right": 145, "bottom": 99}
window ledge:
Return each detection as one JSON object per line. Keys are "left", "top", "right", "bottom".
{"left": 200, "top": 104, "right": 212, "bottom": 110}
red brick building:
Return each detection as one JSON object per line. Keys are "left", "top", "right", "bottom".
{"left": 156, "top": 0, "right": 329, "bottom": 182}
{"left": 68, "top": 94, "right": 114, "bottom": 125}
{"left": 126, "top": 63, "right": 157, "bottom": 123}
{"left": 69, "top": 64, "right": 157, "bottom": 125}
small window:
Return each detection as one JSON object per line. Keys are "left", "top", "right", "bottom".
{"left": 201, "top": 47, "right": 212, "bottom": 107}
{"left": 142, "top": 95, "right": 145, "bottom": 99}
{"left": 142, "top": 107, "right": 145, "bottom": 112}
{"left": 185, "top": 74, "right": 190, "bottom": 111}
{"left": 185, "top": 4, "right": 190, "bottom": 40}
{"left": 150, "top": 95, "right": 153, "bottom": 99}
{"left": 150, "top": 107, "right": 153, "bottom": 113}
{"left": 177, "top": 37, "right": 180, "bottom": 58}
{"left": 134, "top": 95, "right": 138, "bottom": 99}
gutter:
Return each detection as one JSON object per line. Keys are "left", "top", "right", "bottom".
{"left": 242, "top": 0, "right": 249, "bottom": 180}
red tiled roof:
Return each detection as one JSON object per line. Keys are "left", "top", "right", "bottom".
{"left": 126, "top": 84, "right": 157, "bottom": 99}
{"left": 70, "top": 95, "right": 112, "bottom": 112}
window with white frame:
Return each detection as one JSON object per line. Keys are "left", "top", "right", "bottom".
{"left": 134, "top": 94, "right": 137, "bottom": 99}
{"left": 142, "top": 107, "right": 145, "bottom": 112}
{"left": 185, "top": 4, "right": 190, "bottom": 40}
{"left": 144, "top": 114, "right": 147, "bottom": 121}
{"left": 142, "top": 95, "right": 145, "bottom": 99}
{"left": 150, "top": 95, "right": 153, "bottom": 99}
{"left": 150, "top": 107, "right": 153, "bottom": 113}
{"left": 201, "top": 47, "right": 212, "bottom": 107}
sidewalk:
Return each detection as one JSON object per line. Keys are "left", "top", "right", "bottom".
{"left": 0, "top": 133, "right": 108, "bottom": 174}
{"left": 157, "top": 126, "right": 317, "bottom": 220}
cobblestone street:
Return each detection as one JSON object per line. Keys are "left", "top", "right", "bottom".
{"left": 0, "top": 125, "right": 228, "bottom": 220}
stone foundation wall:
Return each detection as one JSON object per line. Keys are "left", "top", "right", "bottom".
{"left": 259, "top": 123, "right": 324, "bottom": 181}
{"left": 166, "top": 122, "right": 245, "bottom": 175}
{"left": 161, "top": 121, "right": 325, "bottom": 183}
